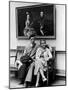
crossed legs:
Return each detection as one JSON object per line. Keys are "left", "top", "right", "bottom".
{"left": 35, "top": 68, "right": 47, "bottom": 87}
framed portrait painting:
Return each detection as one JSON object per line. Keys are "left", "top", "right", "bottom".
{"left": 16, "top": 4, "right": 56, "bottom": 39}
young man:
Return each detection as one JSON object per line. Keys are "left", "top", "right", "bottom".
{"left": 15, "top": 34, "right": 38, "bottom": 86}
{"left": 24, "top": 35, "right": 38, "bottom": 87}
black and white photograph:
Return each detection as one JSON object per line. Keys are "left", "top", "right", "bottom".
{"left": 9, "top": 1, "right": 66, "bottom": 89}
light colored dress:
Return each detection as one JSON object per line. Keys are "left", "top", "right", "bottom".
{"left": 34, "top": 46, "right": 52, "bottom": 75}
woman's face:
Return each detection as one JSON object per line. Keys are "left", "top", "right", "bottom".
{"left": 27, "top": 14, "right": 30, "bottom": 20}
{"left": 40, "top": 11, "right": 44, "bottom": 17}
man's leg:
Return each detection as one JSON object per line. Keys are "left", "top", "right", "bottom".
{"left": 25, "top": 62, "right": 34, "bottom": 82}
{"left": 18, "top": 64, "right": 27, "bottom": 84}
{"left": 25, "top": 62, "right": 35, "bottom": 87}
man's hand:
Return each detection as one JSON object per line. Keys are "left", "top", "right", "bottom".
{"left": 15, "top": 60, "right": 22, "bottom": 70}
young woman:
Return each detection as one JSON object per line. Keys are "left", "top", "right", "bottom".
{"left": 34, "top": 41, "right": 52, "bottom": 87}
{"left": 23, "top": 12, "right": 36, "bottom": 37}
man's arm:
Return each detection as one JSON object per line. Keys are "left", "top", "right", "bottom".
{"left": 15, "top": 60, "right": 22, "bottom": 70}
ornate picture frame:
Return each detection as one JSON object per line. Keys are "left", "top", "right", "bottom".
{"left": 16, "top": 4, "right": 56, "bottom": 39}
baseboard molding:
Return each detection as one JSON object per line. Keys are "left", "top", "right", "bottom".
{"left": 56, "top": 69, "right": 66, "bottom": 77}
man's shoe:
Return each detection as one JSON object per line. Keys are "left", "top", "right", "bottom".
{"left": 25, "top": 82, "right": 31, "bottom": 88}
{"left": 19, "top": 81, "right": 24, "bottom": 85}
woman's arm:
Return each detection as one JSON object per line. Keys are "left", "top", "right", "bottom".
{"left": 36, "top": 47, "right": 42, "bottom": 60}
{"left": 44, "top": 48, "right": 52, "bottom": 61}
{"left": 47, "top": 48, "right": 52, "bottom": 60}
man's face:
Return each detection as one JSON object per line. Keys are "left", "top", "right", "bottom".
{"left": 40, "top": 11, "right": 44, "bottom": 17}
{"left": 41, "top": 44, "right": 45, "bottom": 49}
{"left": 30, "top": 37, "right": 35, "bottom": 44}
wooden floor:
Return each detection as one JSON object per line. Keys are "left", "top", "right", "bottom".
{"left": 9, "top": 73, "right": 66, "bottom": 89}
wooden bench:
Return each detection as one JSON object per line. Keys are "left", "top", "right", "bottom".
{"left": 10, "top": 46, "right": 56, "bottom": 83}
{"left": 10, "top": 46, "right": 25, "bottom": 73}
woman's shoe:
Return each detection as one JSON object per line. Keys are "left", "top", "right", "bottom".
{"left": 35, "top": 83, "right": 39, "bottom": 87}
{"left": 43, "top": 78, "right": 47, "bottom": 82}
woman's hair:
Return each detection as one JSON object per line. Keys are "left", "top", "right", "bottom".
{"left": 26, "top": 12, "right": 33, "bottom": 22}
{"left": 26, "top": 12, "right": 29, "bottom": 15}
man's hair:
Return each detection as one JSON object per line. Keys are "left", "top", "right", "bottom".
{"left": 45, "top": 44, "right": 49, "bottom": 49}
{"left": 29, "top": 34, "right": 36, "bottom": 39}
{"left": 40, "top": 40, "right": 46, "bottom": 45}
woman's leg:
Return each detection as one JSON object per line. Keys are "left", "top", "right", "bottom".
{"left": 35, "top": 72, "right": 40, "bottom": 87}
{"left": 40, "top": 69, "right": 47, "bottom": 82}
